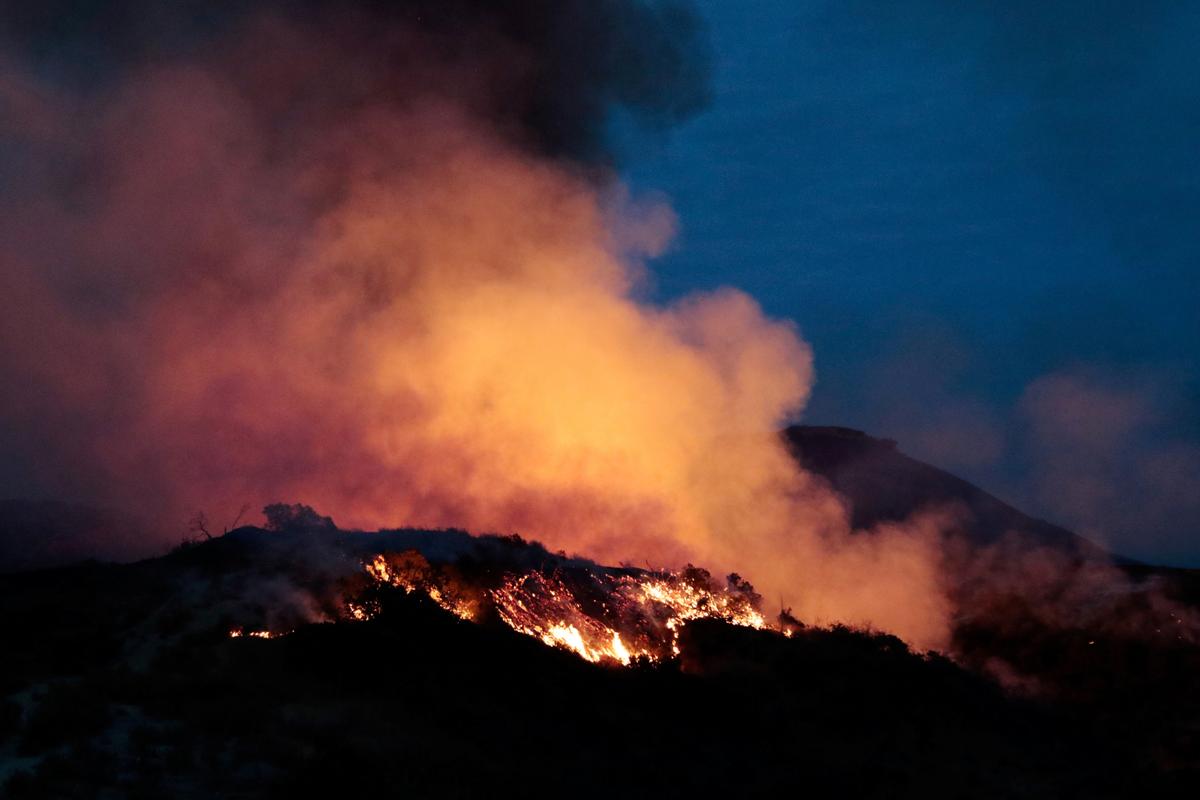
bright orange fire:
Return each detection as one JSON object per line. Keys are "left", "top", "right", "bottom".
{"left": 355, "top": 551, "right": 770, "bottom": 665}
{"left": 362, "top": 553, "right": 476, "bottom": 621}
{"left": 492, "top": 572, "right": 765, "bottom": 664}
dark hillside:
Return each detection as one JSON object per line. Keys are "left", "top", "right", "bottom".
{"left": 785, "top": 425, "right": 1105, "bottom": 556}
{"left": 0, "top": 526, "right": 1196, "bottom": 798}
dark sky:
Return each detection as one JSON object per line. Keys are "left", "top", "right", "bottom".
{"left": 622, "top": 0, "right": 1200, "bottom": 565}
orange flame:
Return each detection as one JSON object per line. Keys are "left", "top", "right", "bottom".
{"left": 363, "top": 553, "right": 476, "bottom": 621}
{"left": 357, "top": 552, "right": 769, "bottom": 664}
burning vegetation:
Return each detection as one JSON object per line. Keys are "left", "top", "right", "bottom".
{"left": 346, "top": 551, "right": 771, "bottom": 665}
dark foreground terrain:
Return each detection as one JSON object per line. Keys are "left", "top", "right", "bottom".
{"left": 1, "top": 429, "right": 1198, "bottom": 797}
{"left": 0, "top": 524, "right": 1196, "bottom": 799}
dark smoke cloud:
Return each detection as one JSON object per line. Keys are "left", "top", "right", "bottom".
{"left": 0, "top": 0, "right": 711, "bottom": 164}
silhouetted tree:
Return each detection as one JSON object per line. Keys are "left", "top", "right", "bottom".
{"left": 263, "top": 503, "right": 336, "bottom": 533}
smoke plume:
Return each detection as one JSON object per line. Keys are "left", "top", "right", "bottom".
{"left": 0, "top": 2, "right": 951, "bottom": 647}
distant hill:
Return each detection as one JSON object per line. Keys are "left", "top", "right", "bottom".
{"left": 0, "top": 499, "right": 149, "bottom": 574}
{"left": 785, "top": 425, "right": 1108, "bottom": 558}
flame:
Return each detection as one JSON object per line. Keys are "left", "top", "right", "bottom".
{"left": 491, "top": 569, "right": 767, "bottom": 663}
{"left": 356, "top": 551, "right": 769, "bottom": 664}
{"left": 363, "top": 553, "right": 475, "bottom": 621}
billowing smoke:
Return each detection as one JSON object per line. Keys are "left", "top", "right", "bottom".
{"left": 0, "top": 2, "right": 951, "bottom": 647}
{"left": 1018, "top": 370, "right": 1200, "bottom": 563}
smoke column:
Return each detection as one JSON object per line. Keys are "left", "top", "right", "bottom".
{"left": 0, "top": 1, "right": 949, "bottom": 647}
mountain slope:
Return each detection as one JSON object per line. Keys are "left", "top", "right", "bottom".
{"left": 785, "top": 425, "right": 1105, "bottom": 556}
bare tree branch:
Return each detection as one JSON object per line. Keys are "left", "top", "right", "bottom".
{"left": 188, "top": 511, "right": 212, "bottom": 540}
{"left": 225, "top": 503, "right": 251, "bottom": 534}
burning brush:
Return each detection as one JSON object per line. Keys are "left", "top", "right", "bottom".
{"left": 342, "top": 551, "right": 775, "bottom": 665}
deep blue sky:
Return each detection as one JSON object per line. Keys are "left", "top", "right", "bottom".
{"left": 622, "top": 0, "right": 1200, "bottom": 565}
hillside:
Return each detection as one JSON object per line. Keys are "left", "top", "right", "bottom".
{"left": 785, "top": 426, "right": 1103, "bottom": 556}
{"left": 0, "top": 520, "right": 1197, "bottom": 797}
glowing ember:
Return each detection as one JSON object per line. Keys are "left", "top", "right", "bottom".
{"left": 228, "top": 628, "right": 284, "bottom": 639}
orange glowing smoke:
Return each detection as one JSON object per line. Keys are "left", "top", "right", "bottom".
{"left": 0, "top": 30, "right": 950, "bottom": 649}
